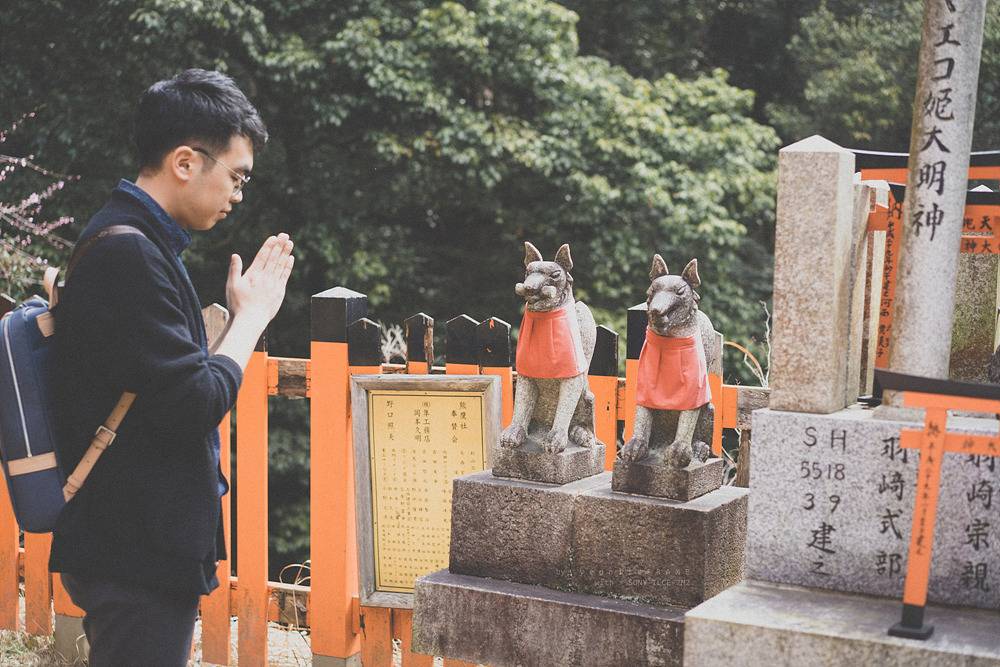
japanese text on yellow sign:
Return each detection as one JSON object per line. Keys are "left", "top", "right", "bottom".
{"left": 368, "top": 390, "right": 486, "bottom": 593}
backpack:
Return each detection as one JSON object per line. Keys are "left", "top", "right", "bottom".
{"left": 0, "top": 225, "right": 145, "bottom": 532}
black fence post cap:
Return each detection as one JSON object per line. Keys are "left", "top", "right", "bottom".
{"left": 589, "top": 325, "right": 619, "bottom": 377}
{"left": 404, "top": 313, "right": 434, "bottom": 363}
{"left": 348, "top": 317, "right": 383, "bottom": 367}
{"left": 626, "top": 302, "right": 648, "bottom": 360}
{"left": 446, "top": 314, "right": 479, "bottom": 366}
{"left": 311, "top": 287, "right": 368, "bottom": 343}
{"left": 477, "top": 317, "right": 511, "bottom": 367}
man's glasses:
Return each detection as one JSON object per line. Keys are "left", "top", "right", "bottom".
{"left": 192, "top": 147, "right": 250, "bottom": 196}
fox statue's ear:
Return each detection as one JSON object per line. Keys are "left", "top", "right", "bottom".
{"left": 524, "top": 241, "right": 543, "bottom": 267}
{"left": 649, "top": 254, "right": 669, "bottom": 280}
{"left": 681, "top": 258, "right": 701, "bottom": 288}
{"left": 554, "top": 244, "right": 573, "bottom": 272}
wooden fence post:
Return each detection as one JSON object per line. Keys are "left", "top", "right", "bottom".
{"left": 477, "top": 317, "right": 513, "bottom": 428}
{"left": 200, "top": 304, "right": 233, "bottom": 666}
{"left": 23, "top": 532, "right": 51, "bottom": 636}
{"left": 311, "top": 287, "right": 367, "bottom": 667}
{"left": 0, "top": 294, "right": 18, "bottom": 632}
{"left": 404, "top": 313, "right": 434, "bottom": 374}
{"left": 588, "top": 325, "right": 619, "bottom": 470}
{"left": 445, "top": 315, "right": 479, "bottom": 375}
{"left": 622, "top": 303, "right": 646, "bottom": 442}
{"left": 236, "top": 330, "right": 269, "bottom": 666}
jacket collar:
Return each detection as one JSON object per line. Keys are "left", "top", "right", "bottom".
{"left": 113, "top": 179, "right": 191, "bottom": 256}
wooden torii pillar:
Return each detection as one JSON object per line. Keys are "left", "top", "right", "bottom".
{"left": 876, "top": 369, "right": 1000, "bottom": 639}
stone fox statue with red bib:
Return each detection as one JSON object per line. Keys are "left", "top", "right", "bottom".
{"left": 499, "top": 242, "right": 599, "bottom": 454}
{"left": 618, "top": 254, "right": 719, "bottom": 469}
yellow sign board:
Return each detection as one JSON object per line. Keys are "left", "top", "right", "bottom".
{"left": 367, "top": 389, "right": 487, "bottom": 593}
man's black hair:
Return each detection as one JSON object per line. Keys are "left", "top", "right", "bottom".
{"left": 134, "top": 68, "right": 268, "bottom": 172}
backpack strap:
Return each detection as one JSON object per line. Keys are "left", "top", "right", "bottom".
{"left": 46, "top": 225, "right": 147, "bottom": 307}
{"left": 56, "top": 224, "right": 148, "bottom": 502}
{"left": 63, "top": 392, "right": 137, "bottom": 502}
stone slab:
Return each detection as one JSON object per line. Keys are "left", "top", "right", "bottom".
{"left": 769, "top": 135, "right": 855, "bottom": 414}
{"left": 413, "top": 569, "right": 686, "bottom": 667}
{"left": 492, "top": 441, "right": 605, "bottom": 485}
{"left": 612, "top": 457, "right": 724, "bottom": 501}
{"left": 749, "top": 407, "right": 1000, "bottom": 609}
{"left": 950, "top": 251, "right": 998, "bottom": 383}
{"left": 572, "top": 484, "right": 748, "bottom": 607}
{"left": 449, "top": 470, "right": 608, "bottom": 588}
{"left": 684, "top": 580, "right": 1000, "bottom": 666}
{"left": 54, "top": 613, "right": 86, "bottom": 665}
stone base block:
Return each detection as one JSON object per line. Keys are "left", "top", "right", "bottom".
{"left": 749, "top": 407, "right": 1000, "bottom": 609}
{"left": 492, "top": 441, "right": 605, "bottom": 485}
{"left": 413, "top": 570, "right": 685, "bottom": 667}
{"left": 449, "top": 471, "right": 608, "bottom": 588}
{"left": 612, "top": 457, "right": 724, "bottom": 500}
{"left": 684, "top": 580, "right": 1000, "bottom": 666}
{"left": 572, "top": 485, "right": 748, "bottom": 607}
{"left": 54, "top": 614, "right": 87, "bottom": 665}
{"left": 449, "top": 472, "right": 747, "bottom": 607}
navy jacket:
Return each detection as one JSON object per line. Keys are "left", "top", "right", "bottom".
{"left": 49, "top": 185, "right": 242, "bottom": 596}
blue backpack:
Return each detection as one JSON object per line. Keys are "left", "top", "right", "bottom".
{"left": 0, "top": 225, "right": 143, "bottom": 532}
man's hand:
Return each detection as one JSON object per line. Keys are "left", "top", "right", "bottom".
{"left": 226, "top": 232, "right": 294, "bottom": 327}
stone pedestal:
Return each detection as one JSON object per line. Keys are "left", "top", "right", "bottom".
{"left": 449, "top": 471, "right": 606, "bottom": 589}
{"left": 572, "top": 483, "right": 747, "bottom": 607}
{"left": 414, "top": 570, "right": 686, "bottom": 667}
{"left": 416, "top": 471, "right": 748, "bottom": 666}
{"left": 612, "top": 457, "right": 724, "bottom": 501}
{"left": 684, "top": 580, "right": 1000, "bottom": 666}
{"left": 492, "top": 442, "right": 605, "bottom": 485}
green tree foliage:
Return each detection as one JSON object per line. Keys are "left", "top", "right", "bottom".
{"left": 562, "top": 0, "right": 829, "bottom": 121}
{"left": 1, "top": 0, "right": 777, "bottom": 574}
{"left": 768, "top": 1, "right": 1000, "bottom": 150}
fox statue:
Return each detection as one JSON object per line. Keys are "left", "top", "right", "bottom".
{"left": 618, "top": 254, "right": 718, "bottom": 469}
{"left": 499, "top": 241, "right": 600, "bottom": 454}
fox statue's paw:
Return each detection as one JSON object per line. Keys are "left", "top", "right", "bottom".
{"left": 618, "top": 436, "right": 649, "bottom": 463}
{"left": 691, "top": 440, "right": 710, "bottom": 464}
{"left": 499, "top": 424, "right": 526, "bottom": 449}
{"left": 569, "top": 424, "right": 595, "bottom": 449}
{"left": 665, "top": 440, "right": 693, "bottom": 469}
{"left": 541, "top": 428, "right": 568, "bottom": 454}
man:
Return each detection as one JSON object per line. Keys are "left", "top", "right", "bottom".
{"left": 49, "top": 69, "right": 293, "bottom": 666}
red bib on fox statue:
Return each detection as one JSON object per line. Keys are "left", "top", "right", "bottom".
{"left": 636, "top": 328, "right": 711, "bottom": 411}
{"left": 515, "top": 304, "right": 588, "bottom": 379}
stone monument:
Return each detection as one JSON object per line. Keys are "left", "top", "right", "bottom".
{"left": 412, "top": 245, "right": 748, "bottom": 667}
{"left": 684, "top": 2, "right": 1000, "bottom": 663}
{"left": 880, "top": 0, "right": 988, "bottom": 413}
{"left": 493, "top": 241, "right": 606, "bottom": 484}
{"left": 615, "top": 255, "right": 725, "bottom": 501}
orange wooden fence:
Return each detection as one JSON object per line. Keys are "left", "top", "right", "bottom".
{"left": 0, "top": 288, "right": 763, "bottom": 666}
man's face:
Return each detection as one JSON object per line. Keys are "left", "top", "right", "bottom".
{"left": 178, "top": 135, "right": 254, "bottom": 232}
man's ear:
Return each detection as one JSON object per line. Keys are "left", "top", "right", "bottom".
{"left": 649, "top": 254, "right": 668, "bottom": 280}
{"left": 524, "top": 241, "right": 543, "bottom": 267}
{"left": 681, "top": 258, "right": 701, "bottom": 288}
{"left": 168, "top": 145, "right": 197, "bottom": 183}
{"left": 554, "top": 244, "right": 573, "bottom": 272}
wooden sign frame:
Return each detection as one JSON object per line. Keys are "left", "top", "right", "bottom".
{"left": 351, "top": 374, "right": 502, "bottom": 608}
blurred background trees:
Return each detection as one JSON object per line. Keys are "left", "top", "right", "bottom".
{"left": 4, "top": 0, "right": 996, "bottom": 575}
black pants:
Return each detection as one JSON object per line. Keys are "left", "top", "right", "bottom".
{"left": 60, "top": 573, "right": 199, "bottom": 667}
